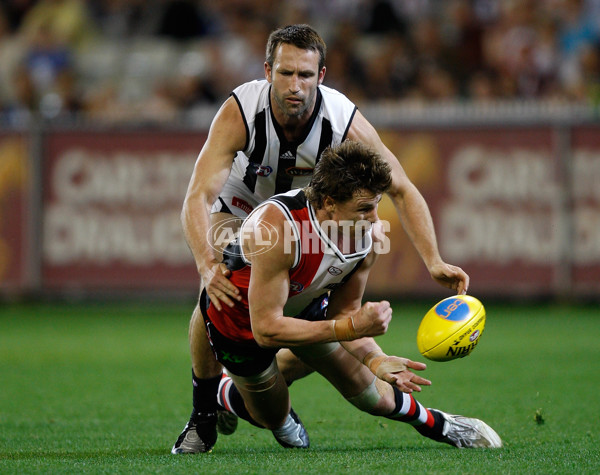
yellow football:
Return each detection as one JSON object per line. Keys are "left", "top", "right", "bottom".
{"left": 417, "top": 295, "right": 486, "bottom": 362}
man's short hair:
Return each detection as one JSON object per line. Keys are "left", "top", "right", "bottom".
{"left": 305, "top": 141, "right": 392, "bottom": 208}
{"left": 266, "top": 24, "right": 326, "bottom": 70}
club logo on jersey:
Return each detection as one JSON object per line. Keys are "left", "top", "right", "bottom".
{"left": 255, "top": 165, "right": 273, "bottom": 177}
{"left": 289, "top": 281, "right": 304, "bottom": 293}
{"left": 285, "top": 167, "right": 314, "bottom": 177}
{"left": 328, "top": 266, "right": 342, "bottom": 276}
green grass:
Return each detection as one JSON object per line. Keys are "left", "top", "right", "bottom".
{"left": 1, "top": 300, "right": 599, "bottom": 474}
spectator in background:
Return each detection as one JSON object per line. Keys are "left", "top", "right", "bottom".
{"left": 12, "top": 19, "right": 81, "bottom": 118}
{"left": 19, "top": 0, "right": 96, "bottom": 50}
{"left": 3, "top": 0, "right": 600, "bottom": 122}
{"left": 87, "top": 0, "right": 157, "bottom": 39}
{"left": 320, "top": 22, "right": 366, "bottom": 102}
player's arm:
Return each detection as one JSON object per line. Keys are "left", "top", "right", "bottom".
{"left": 347, "top": 111, "right": 469, "bottom": 295}
{"left": 181, "top": 96, "right": 247, "bottom": 310}
{"left": 326, "top": 223, "right": 430, "bottom": 392}
{"left": 247, "top": 207, "right": 391, "bottom": 348}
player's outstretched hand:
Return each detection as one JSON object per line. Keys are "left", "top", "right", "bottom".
{"left": 385, "top": 357, "right": 432, "bottom": 393}
{"left": 429, "top": 262, "right": 470, "bottom": 295}
{"left": 352, "top": 301, "right": 392, "bottom": 337}
{"left": 204, "top": 262, "right": 242, "bottom": 311}
{"left": 363, "top": 352, "right": 431, "bottom": 393}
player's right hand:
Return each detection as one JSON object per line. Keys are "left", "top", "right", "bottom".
{"left": 353, "top": 300, "right": 392, "bottom": 337}
{"left": 204, "top": 262, "right": 242, "bottom": 311}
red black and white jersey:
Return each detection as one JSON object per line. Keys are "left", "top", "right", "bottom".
{"left": 211, "top": 80, "right": 357, "bottom": 218}
{"left": 207, "top": 189, "right": 372, "bottom": 342}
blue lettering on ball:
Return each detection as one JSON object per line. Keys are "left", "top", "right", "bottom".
{"left": 435, "top": 298, "right": 470, "bottom": 321}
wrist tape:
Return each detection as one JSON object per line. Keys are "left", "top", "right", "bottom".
{"left": 332, "top": 317, "right": 357, "bottom": 341}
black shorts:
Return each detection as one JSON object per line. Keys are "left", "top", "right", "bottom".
{"left": 199, "top": 290, "right": 277, "bottom": 377}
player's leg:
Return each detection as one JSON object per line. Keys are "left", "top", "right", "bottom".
{"left": 171, "top": 304, "right": 225, "bottom": 454}
{"left": 276, "top": 348, "right": 314, "bottom": 385}
{"left": 292, "top": 343, "right": 501, "bottom": 448}
{"left": 172, "top": 212, "right": 241, "bottom": 454}
{"left": 209, "top": 337, "right": 309, "bottom": 448}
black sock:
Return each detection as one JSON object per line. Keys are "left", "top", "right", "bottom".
{"left": 416, "top": 409, "right": 446, "bottom": 441}
{"left": 192, "top": 369, "right": 222, "bottom": 415}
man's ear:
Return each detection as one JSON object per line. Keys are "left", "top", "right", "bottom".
{"left": 318, "top": 66, "right": 326, "bottom": 85}
{"left": 265, "top": 62, "right": 272, "bottom": 82}
{"left": 323, "top": 196, "right": 335, "bottom": 212}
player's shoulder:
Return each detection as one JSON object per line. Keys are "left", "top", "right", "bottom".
{"left": 248, "top": 190, "right": 307, "bottom": 230}
{"left": 232, "top": 79, "right": 269, "bottom": 97}
{"left": 318, "top": 84, "right": 357, "bottom": 122}
{"left": 318, "top": 83, "right": 352, "bottom": 102}
{"left": 269, "top": 189, "right": 307, "bottom": 212}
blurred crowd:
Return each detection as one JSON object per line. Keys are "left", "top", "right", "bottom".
{"left": 1, "top": 0, "right": 600, "bottom": 125}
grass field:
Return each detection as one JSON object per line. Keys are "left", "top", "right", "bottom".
{"left": 1, "top": 299, "right": 599, "bottom": 474}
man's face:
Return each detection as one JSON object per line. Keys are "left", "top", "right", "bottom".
{"left": 327, "top": 191, "right": 382, "bottom": 241}
{"left": 265, "top": 43, "right": 325, "bottom": 119}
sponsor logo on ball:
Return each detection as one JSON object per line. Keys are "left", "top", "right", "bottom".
{"left": 435, "top": 298, "right": 470, "bottom": 321}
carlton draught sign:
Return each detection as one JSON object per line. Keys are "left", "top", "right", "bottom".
{"left": 42, "top": 131, "right": 200, "bottom": 292}
{"left": 21, "top": 125, "right": 600, "bottom": 298}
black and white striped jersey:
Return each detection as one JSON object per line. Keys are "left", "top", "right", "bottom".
{"left": 212, "top": 79, "right": 357, "bottom": 218}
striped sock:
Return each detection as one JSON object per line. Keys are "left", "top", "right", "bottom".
{"left": 217, "top": 375, "right": 263, "bottom": 428}
{"left": 385, "top": 386, "right": 445, "bottom": 440}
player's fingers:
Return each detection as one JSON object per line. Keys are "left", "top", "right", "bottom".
{"left": 395, "top": 380, "right": 415, "bottom": 393}
{"left": 208, "top": 287, "right": 236, "bottom": 308}
{"left": 220, "top": 265, "right": 231, "bottom": 276}
{"left": 210, "top": 275, "right": 242, "bottom": 300}
{"left": 456, "top": 269, "right": 469, "bottom": 295}
{"left": 404, "top": 381, "right": 422, "bottom": 392}
{"left": 405, "top": 359, "right": 427, "bottom": 371}
{"left": 207, "top": 292, "right": 223, "bottom": 312}
{"left": 410, "top": 375, "right": 432, "bottom": 386}
{"left": 218, "top": 281, "right": 242, "bottom": 300}
{"left": 462, "top": 274, "right": 470, "bottom": 294}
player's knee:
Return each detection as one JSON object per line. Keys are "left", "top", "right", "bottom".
{"left": 278, "top": 352, "right": 314, "bottom": 385}
{"left": 345, "top": 378, "right": 383, "bottom": 414}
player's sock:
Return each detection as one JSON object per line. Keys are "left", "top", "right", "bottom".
{"left": 385, "top": 386, "right": 445, "bottom": 440}
{"left": 192, "top": 369, "right": 221, "bottom": 415}
{"left": 217, "top": 375, "right": 263, "bottom": 428}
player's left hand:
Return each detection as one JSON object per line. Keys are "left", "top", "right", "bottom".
{"left": 364, "top": 352, "right": 431, "bottom": 393}
{"left": 429, "top": 262, "right": 470, "bottom": 295}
